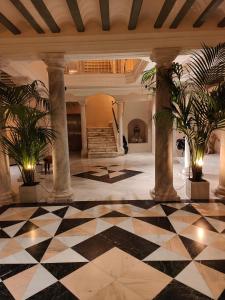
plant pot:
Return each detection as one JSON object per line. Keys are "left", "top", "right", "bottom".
{"left": 19, "top": 183, "right": 44, "bottom": 203}
{"left": 186, "top": 178, "right": 210, "bottom": 200}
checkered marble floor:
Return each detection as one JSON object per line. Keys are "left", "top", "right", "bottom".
{"left": 0, "top": 200, "right": 225, "bottom": 300}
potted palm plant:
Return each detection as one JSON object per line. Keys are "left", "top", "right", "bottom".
{"left": 0, "top": 81, "right": 55, "bottom": 202}
{"left": 142, "top": 44, "right": 225, "bottom": 199}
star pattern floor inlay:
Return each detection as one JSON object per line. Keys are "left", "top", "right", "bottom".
{"left": 73, "top": 165, "right": 143, "bottom": 184}
{"left": 0, "top": 200, "right": 225, "bottom": 299}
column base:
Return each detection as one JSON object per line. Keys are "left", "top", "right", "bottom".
{"left": 150, "top": 188, "right": 180, "bottom": 202}
{"left": 0, "top": 191, "right": 14, "bottom": 205}
{"left": 214, "top": 185, "right": 225, "bottom": 199}
{"left": 48, "top": 189, "right": 74, "bottom": 203}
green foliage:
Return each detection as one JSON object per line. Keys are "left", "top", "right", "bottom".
{"left": 0, "top": 81, "right": 55, "bottom": 186}
{"left": 142, "top": 44, "right": 225, "bottom": 181}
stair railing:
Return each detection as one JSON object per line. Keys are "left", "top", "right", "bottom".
{"left": 112, "top": 101, "right": 120, "bottom": 152}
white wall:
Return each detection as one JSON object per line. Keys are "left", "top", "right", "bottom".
{"left": 123, "top": 100, "right": 152, "bottom": 153}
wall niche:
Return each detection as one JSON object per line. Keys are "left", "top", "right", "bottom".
{"left": 128, "top": 119, "right": 147, "bottom": 143}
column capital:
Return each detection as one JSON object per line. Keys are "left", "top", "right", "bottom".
{"left": 150, "top": 47, "right": 180, "bottom": 67}
{"left": 43, "top": 53, "right": 65, "bottom": 70}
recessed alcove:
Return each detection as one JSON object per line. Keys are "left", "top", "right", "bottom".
{"left": 128, "top": 119, "right": 147, "bottom": 143}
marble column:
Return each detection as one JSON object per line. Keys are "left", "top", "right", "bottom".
{"left": 215, "top": 131, "right": 225, "bottom": 198}
{"left": 182, "top": 138, "right": 191, "bottom": 176}
{"left": 0, "top": 146, "right": 13, "bottom": 204}
{"left": 80, "top": 102, "right": 88, "bottom": 158}
{"left": 45, "top": 54, "right": 73, "bottom": 202}
{"left": 150, "top": 48, "right": 180, "bottom": 201}
{"left": 117, "top": 101, "right": 124, "bottom": 153}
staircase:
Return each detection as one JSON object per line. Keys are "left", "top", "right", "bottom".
{"left": 87, "top": 126, "right": 119, "bottom": 158}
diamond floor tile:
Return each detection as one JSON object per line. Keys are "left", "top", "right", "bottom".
{"left": 0, "top": 200, "right": 224, "bottom": 299}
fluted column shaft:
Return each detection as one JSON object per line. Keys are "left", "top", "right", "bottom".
{"left": 80, "top": 103, "right": 87, "bottom": 157}
{"left": 215, "top": 131, "right": 225, "bottom": 198}
{"left": 151, "top": 48, "right": 180, "bottom": 201}
{"left": 46, "top": 55, "right": 73, "bottom": 201}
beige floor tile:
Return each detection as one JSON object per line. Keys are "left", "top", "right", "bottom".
{"left": 117, "top": 260, "right": 172, "bottom": 299}
{"left": 162, "top": 235, "right": 191, "bottom": 259}
{"left": 60, "top": 262, "right": 114, "bottom": 299}
{"left": 195, "top": 261, "right": 225, "bottom": 299}
{"left": 89, "top": 281, "right": 143, "bottom": 300}
{"left": 132, "top": 218, "right": 172, "bottom": 235}
{"left": 4, "top": 265, "right": 38, "bottom": 300}
{"left": 92, "top": 248, "right": 142, "bottom": 279}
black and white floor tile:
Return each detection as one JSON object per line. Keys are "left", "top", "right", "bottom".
{"left": 73, "top": 165, "right": 142, "bottom": 183}
{"left": 0, "top": 200, "right": 225, "bottom": 299}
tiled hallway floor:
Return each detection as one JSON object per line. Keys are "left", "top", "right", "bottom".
{"left": 10, "top": 153, "right": 221, "bottom": 201}
{"left": 0, "top": 200, "right": 225, "bottom": 299}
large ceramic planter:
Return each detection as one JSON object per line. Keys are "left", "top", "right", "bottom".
{"left": 186, "top": 178, "right": 210, "bottom": 200}
{"left": 19, "top": 183, "right": 44, "bottom": 203}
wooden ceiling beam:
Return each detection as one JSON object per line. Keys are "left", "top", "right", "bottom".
{"left": 128, "top": 0, "right": 143, "bottom": 30}
{"left": 31, "top": 0, "right": 60, "bottom": 33}
{"left": 193, "top": 0, "right": 223, "bottom": 28}
{"left": 0, "top": 13, "right": 21, "bottom": 34}
{"left": 10, "top": 0, "right": 44, "bottom": 34}
{"left": 154, "top": 0, "right": 176, "bottom": 28}
{"left": 99, "top": 0, "right": 110, "bottom": 31}
{"left": 170, "top": 0, "right": 195, "bottom": 28}
{"left": 66, "top": 0, "right": 84, "bottom": 32}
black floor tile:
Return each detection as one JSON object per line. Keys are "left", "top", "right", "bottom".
{"left": 27, "top": 282, "right": 78, "bottom": 300}
{"left": 72, "top": 233, "right": 115, "bottom": 261}
{"left": 30, "top": 207, "right": 49, "bottom": 219}
{"left": 100, "top": 226, "right": 159, "bottom": 259}
{"left": 0, "top": 264, "right": 36, "bottom": 280}
{"left": 193, "top": 217, "right": 217, "bottom": 232}
{"left": 161, "top": 204, "right": 178, "bottom": 216}
{"left": 136, "top": 217, "right": 176, "bottom": 233}
{"left": 42, "top": 262, "right": 87, "bottom": 280}
{"left": 15, "top": 221, "right": 39, "bottom": 237}
{"left": 55, "top": 218, "right": 94, "bottom": 235}
{"left": 179, "top": 235, "right": 207, "bottom": 259}
{"left": 145, "top": 261, "right": 191, "bottom": 278}
{"left": 154, "top": 279, "right": 211, "bottom": 300}
{"left": 26, "top": 238, "right": 52, "bottom": 262}
{"left": 0, "top": 283, "right": 15, "bottom": 300}
{"left": 196, "top": 260, "right": 225, "bottom": 274}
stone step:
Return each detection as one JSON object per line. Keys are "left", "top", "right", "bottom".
{"left": 88, "top": 143, "right": 116, "bottom": 148}
{"left": 87, "top": 133, "right": 114, "bottom": 138}
{"left": 89, "top": 147, "right": 117, "bottom": 152}
{"left": 87, "top": 127, "right": 112, "bottom": 130}
{"left": 88, "top": 152, "right": 119, "bottom": 158}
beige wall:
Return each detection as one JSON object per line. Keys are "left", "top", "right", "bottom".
{"left": 86, "top": 94, "right": 114, "bottom": 127}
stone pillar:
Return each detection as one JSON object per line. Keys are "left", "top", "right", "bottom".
{"left": 80, "top": 102, "right": 88, "bottom": 158}
{"left": 215, "top": 131, "right": 225, "bottom": 198}
{"left": 182, "top": 138, "right": 191, "bottom": 176}
{"left": 45, "top": 54, "right": 73, "bottom": 202}
{"left": 117, "top": 101, "right": 124, "bottom": 153}
{"left": 150, "top": 48, "right": 180, "bottom": 201}
{"left": 0, "top": 148, "right": 13, "bottom": 204}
